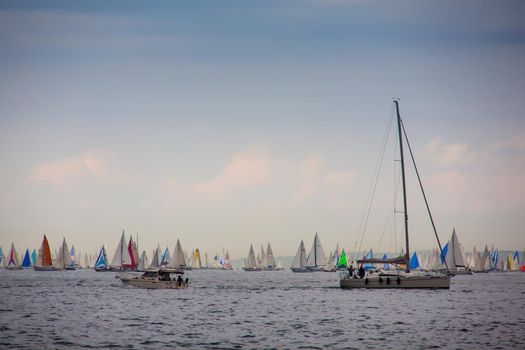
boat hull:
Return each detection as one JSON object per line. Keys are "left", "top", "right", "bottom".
{"left": 242, "top": 267, "right": 262, "bottom": 271}
{"left": 120, "top": 278, "right": 188, "bottom": 289}
{"left": 340, "top": 273, "right": 450, "bottom": 289}
{"left": 33, "top": 266, "right": 58, "bottom": 271}
{"left": 291, "top": 268, "right": 314, "bottom": 273}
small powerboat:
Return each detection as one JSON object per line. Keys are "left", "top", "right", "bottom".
{"left": 117, "top": 267, "right": 188, "bottom": 289}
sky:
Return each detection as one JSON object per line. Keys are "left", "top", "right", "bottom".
{"left": 1, "top": 0, "right": 524, "bottom": 260}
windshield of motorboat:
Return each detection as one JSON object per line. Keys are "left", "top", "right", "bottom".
{"left": 142, "top": 271, "right": 158, "bottom": 278}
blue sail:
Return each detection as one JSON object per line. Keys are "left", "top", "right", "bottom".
{"left": 363, "top": 250, "right": 374, "bottom": 271}
{"left": 22, "top": 249, "right": 32, "bottom": 268}
{"left": 0, "top": 247, "right": 3, "bottom": 264}
{"left": 440, "top": 243, "right": 449, "bottom": 264}
{"left": 410, "top": 252, "right": 419, "bottom": 269}
{"left": 95, "top": 247, "right": 108, "bottom": 269}
{"left": 161, "top": 248, "right": 170, "bottom": 265}
{"left": 513, "top": 251, "right": 520, "bottom": 264}
{"left": 382, "top": 254, "right": 391, "bottom": 270}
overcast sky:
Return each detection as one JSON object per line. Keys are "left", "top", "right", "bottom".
{"left": 1, "top": 0, "right": 524, "bottom": 259}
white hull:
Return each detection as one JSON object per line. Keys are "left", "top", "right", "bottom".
{"left": 119, "top": 276, "right": 188, "bottom": 289}
{"left": 340, "top": 272, "right": 450, "bottom": 289}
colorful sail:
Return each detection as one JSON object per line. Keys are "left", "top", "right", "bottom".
{"left": 21, "top": 249, "right": 32, "bottom": 268}
{"left": 34, "top": 235, "right": 53, "bottom": 269}
{"left": 337, "top": 249, "right": 348, "bottom": 269}
{"left": 94, "top": 246, "right": 109, "bottom": 270}
{"left": 6, "top": 243, "right": 20, "bottom": 269}
{"left": 410, "top": 252, "right": 420, "bottom": 269}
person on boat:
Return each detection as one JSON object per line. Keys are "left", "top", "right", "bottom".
{"left": 348, "top": 263, "right": 355, "bottom": 278}
{"left": 177, "top": 275, "right": 183, "bottom": 286}
{"left": 358, "top": 264, "right": 365, "bottom": 279}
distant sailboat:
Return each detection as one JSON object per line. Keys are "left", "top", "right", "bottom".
{"left": 94, "top": 245, "right": 110, "bottom": 271}
{"left": 266, "top": 243, "right": 280, "bottom": 270}
{"left": 306, "top": 233, "right": 327, "bottom": 272}
{"left": 34, "top": 235, "right": 56, "bottom": 271}
{"left": 444, "top": 229, "right": 472, "bottom": 275}
{"left": 191, "top": 249, "right": 202, "bottom": 270}
{"left": 137, "top": 251, "right": 149, "bottom": 272}
{"left": 160, "top": 247, "right": 171, "bottom": 266}
{"left": 21, "top": 249, "right": 32, "bottom": 268}
{"left": 169, "top": 239, "right": 187, "bottom": 270}
{"left": 31, "top": 249, "right": 37, "bottom": 266}
{"left": 6, "top": 243, "right": 21, "bottom": 270}
{"left": 55, "top": 238, "right": 75, "bottom": 270}
{"left": 110, "top": 231, "right": 135, "bottom": 271}
{"left": 291, "top": 240, "right": 311, "bottom": 273}
{"left": 243, "top": 245, "right": 261, "bottom": 271}
{"left": 150, "top": 246, "right": 161, "bottom": 269}
{"left": 336, "top": 249, "right": 348, "bottom": 271}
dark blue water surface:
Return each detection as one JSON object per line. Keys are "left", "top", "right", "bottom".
{"left": 1, "top": 270, "right": 524, "bottom": 349}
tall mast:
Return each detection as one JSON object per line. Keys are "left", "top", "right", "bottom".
{"left": 394, "top": 100, "right": 410, "bottom": 271}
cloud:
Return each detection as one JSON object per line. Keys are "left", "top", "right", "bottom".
{"left": 194, "top": 145, "right": 272, "bottom": 197}
{"left": 29, "top": 149, "right": 118, "bottom": 186}
{"left": 424, "top": 132, "right": 525, "bottom": 210}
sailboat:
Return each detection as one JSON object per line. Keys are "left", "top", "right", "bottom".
{"left": 444, "top": 229, "right": 472, "bottom": 275}
{"left": 31, "top": 249, "right": 37, "bottom": 266}
{"left": 110, "top": 231, "right": 135, "bottom": 271}
{"left": 243, "top": 244, "right": 261, "bottom": 271}
{"left": 34, "top": 235, "right": 56, "bottom": 271}
{"left": 191, "top": 249, "right": 202, "bottom": 270}
{"left": 336, "top": 249, "right": 348, "bottom": 271}
{"left": 150, "top": 246, "right": 161, "bottom": 269}
{"left": 306, "top": 233, "right": 327, "bottom": 272}
{"left": 6, "top": 243, "right": 21, "bottom": 270}
{"left": 137, "top": 251, "right": 149, "bottom": 272}
{"left": 94, "top": 245, "right": 110, "bottom": 271}
{"left": 340, "top": 101, "right": 450, "bottom": 289}
{"left": 55, "top": 238, "right": 75, "bottom": 270}
{"left": 169, "top": 239, "right": 188, "bottom": 270}
{"left": 265, "top": 243, "right": 281, "bottom": 270}
{"left": 290, "top": 240, "right": 312, "bottom": 273}
{"left": 21, "top": 249, "right": 32, "bottom": 268}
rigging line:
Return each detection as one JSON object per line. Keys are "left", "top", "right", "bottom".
{"left": 356, "top": 105, "right": 395, "bottom": 257}
{"left": 400, "top": 119, "right": 449, "bottom": 271}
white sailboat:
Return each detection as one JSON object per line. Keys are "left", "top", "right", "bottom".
{"left": 306, "top": 233, "right": 327, "bottom": 272}
{"left": 150, "top": 245, "right": 161, "bottom": 269}
{"left": 291, "top": 240, "right": 312, "bottom": 273}
{"left": 265, "top": 243, "right": 281, "bottom": 270}
{"left": 340, "top": 101, "right": 450, "bottom": 289}
{"left": 169, "top": 239, "right": 188, "bottom": 270}
{"left": 110, "top": 231, "right": 134, "bottom": 271}
{"left": 137, "top": 251, "right": 149, "bottom": 272}
{"left": 55, "top": 238, "right": 74, "bottom": 270}
{"left": 243, "top": 244, "right": 261, "bottom": 271}
{"left": 444, "top": 229, "right": 472, "bottom": 275}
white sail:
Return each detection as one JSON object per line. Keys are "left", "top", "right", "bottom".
{"left": 291, "top": 240, "right": 308, "bottom": 269}
{"left": 245, "top": 245, "right": 258, "bottom": 269}
{"left": 169, "top": 239, "right": 187, "bottom": 268}
{"left": 258, "top": 245, "right": 267, "bottom": 269}
{"left": 137, "top": 251, "right": 148, "bottom": 271}
{"left": 150, "top": 246, "right": 160, "bottom": 268}
{"left": 307, "top": 233, "right": 327, "bottom": 267}
{"left": 54, "top": 238, "right": 72, "bottom": 269}
{"left": 482, "top": 245, "right": 491, "bottom": 271}
{"left": 266, "top": 243, "right": 277, "bottom": 269}
{"left": 110, "top": 231, "right": 132, "bottom": 268}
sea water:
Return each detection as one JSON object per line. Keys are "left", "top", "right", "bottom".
{"left": 1, "top": 270, "right": 524, "bottom": 349}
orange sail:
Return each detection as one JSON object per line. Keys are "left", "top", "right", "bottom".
{"left": 42, "top": 235, "right": 52, "bottom": 266}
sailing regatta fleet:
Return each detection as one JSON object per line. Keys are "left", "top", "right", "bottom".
{"left": 2, "top": 102, "right": 524, "bottom": 288}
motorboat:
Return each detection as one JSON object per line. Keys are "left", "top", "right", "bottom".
{"left": 117, "top": 267, "right": 188, "bottom": 289}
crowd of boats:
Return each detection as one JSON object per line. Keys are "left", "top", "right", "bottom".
{"left": 2, "top": 102, "right": 523, "bottom": 289}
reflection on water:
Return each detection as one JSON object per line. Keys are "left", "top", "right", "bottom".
{"left": 1, "top": 270, "right": 524, "bottom": 349}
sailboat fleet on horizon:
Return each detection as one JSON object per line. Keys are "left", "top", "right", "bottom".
{"left": 2, "top": 102, "right": 524, "bottom": 289}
